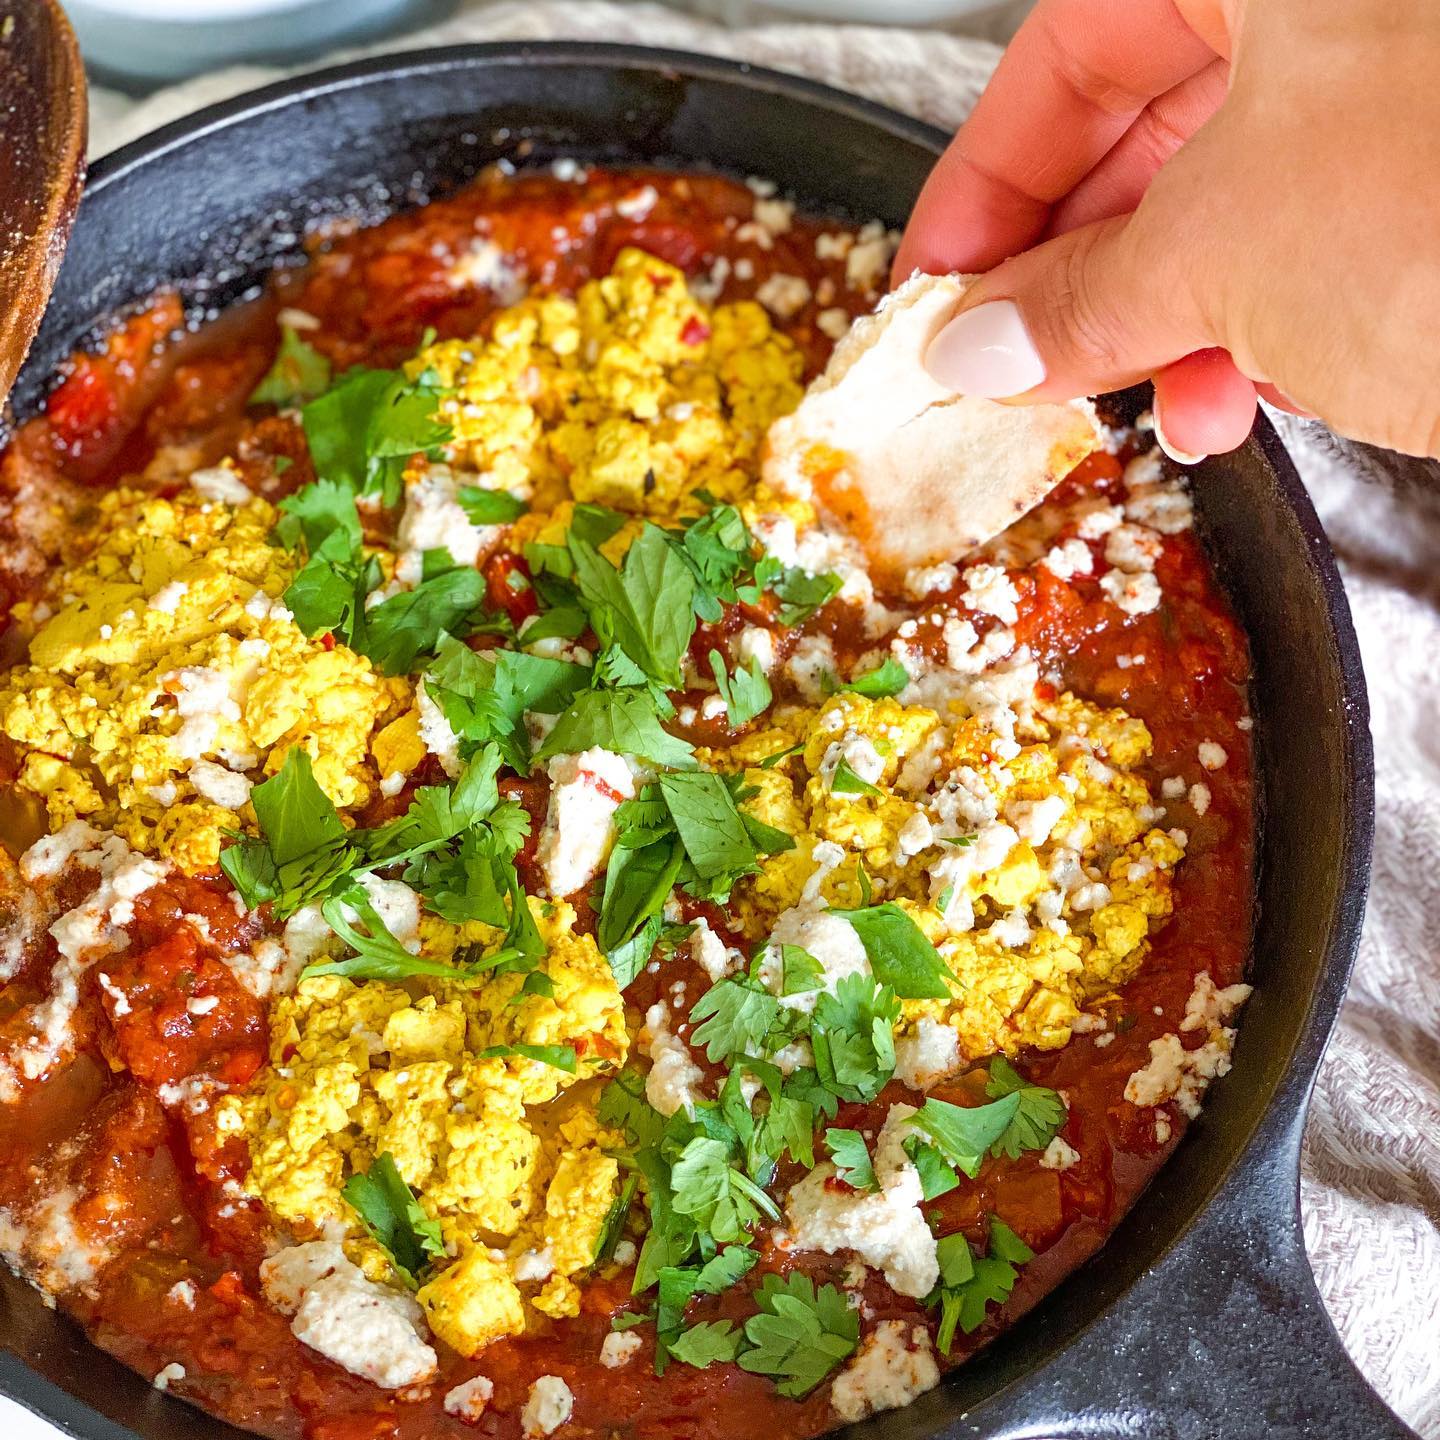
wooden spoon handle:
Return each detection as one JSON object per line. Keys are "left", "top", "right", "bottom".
{"left": 0, "top": 0, "right": 87, "bottom": 409}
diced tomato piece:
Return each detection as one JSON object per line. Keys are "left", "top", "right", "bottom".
{"left": 483, "top": 551, "right": 540, "bottom": 625}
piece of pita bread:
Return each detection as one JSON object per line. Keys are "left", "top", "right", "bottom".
{"left": 763, "top": 272, "right": 1103, "bottom": 583}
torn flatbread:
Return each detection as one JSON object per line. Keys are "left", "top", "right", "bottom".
{"left": 763, "top": 272, "right": 1103, "bottom": 581}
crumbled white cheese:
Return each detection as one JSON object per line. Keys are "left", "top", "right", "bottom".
{"left": 167, "top": 1280, "right": 198, "bottom": 1309}
{"left": 893, "top": 1017, "right": 961, "bottom": 1091}
{"left": 783, "top": 1105, "right": 937, "bottom": 1298}
{"left": 415, "top": 676, "right": 462, "bottom": 778}
{"left": 1188, "top": 782, "right": 1212, "bottom": 816}
{"left": 449, "top": 238, "right": 526, "bottom": 302}
{"left": 690, "top": 918, "right": 739, "bottom": 982}
{"left": 735, "top": 625, "right": 777, "bottom": 673}
{"left": 148, "top": 580, "right": 189, "bottom": 615}
{"left": 152, "top": 1362, "right": 186, "bottom": 1391}
{"left": 1104, "top": 523, "right": 1163, "bottom": 573}
{"left": 756, "top": 272, "right": 812, "bottom": 319}
{"left": 188, "top": 465, "right": 252, "bottom": 505}
{"left": 522, "top": 1375, "right": 575, "bottom": 1436}
{"left": 845, "top": 221, "right": 895, "bottom": 294}
{"left": 600, "top": 1329, "right": 643, "bottom": 1368}
{"left": 786, "top": 633, "right": 837, "bottom": 703}
{"left": 260, "top": 1241, "right": 437, "bottom": 1390}
{"left": 167, "top": 664, "right": 243, "bottom": 761}
{"left": 615, "top": 185, "right": 658, "bottom": 221}
{"left": 444, "top": 1374, "right": 495, "bottom": 1421}
{"left": 1179, "top": 971, "right": 1253, "bottom": 1034}
{"left": 1006, "top": 794, "right": 1068, "bottom": 847}
{"left": 643, "top": 1002, "right": 705, "bottom": 1118}
{"left": 1040, "top": 1136, "right": 1081, "bottom": 1171}
{"left": 819, "top": 731, "right": 885, "bottom": 791}
{"left": 19, "top": 819, "right": 102, "bottom": 881}
{"left": 188, "top": 758, "right": 253, "bottom": 810}
{"left": 1099, "top": 568, "right": 1162, "bottom": 616}
{"left": 764, "top": 903, "right": 870, "bottom": 1010}
{"left": 829, "top": 1320, "right": 940, "bottom": 1423}
{"left": 1161, "top": 776, "right": 1186, "bottom": 800}
{"left": 1198, "top": 741, "right": 1228, "bottom": 771}
{"left": 903, "top": 562, "right": 959, "bottom": 599}
{"left": 512, "top": 1246, "right": 555, "bottom": 1282}
{"left": 350, "top": 875, "right": 422, "bottom": 954}
{"left": 1041, "top": 538, "right": 1094, "bottom": 580}
{"left": 960, "top": 563, "right": 1020, "bottom": 625}
{"left": 537, "top": 747, "right": 637, "bottom": 898}
{"left": 395, "top": 464, "right": 497, "bottom": 587}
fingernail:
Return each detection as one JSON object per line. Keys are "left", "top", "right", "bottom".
{"left": 925, "top": 300, "right": 1047, "bottom": 399}
{"left": 1152, "top": 395, "right": 1208, "bottom": 465}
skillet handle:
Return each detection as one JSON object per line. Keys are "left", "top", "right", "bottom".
{"left": 973, "top": 1121, "right": 1417, "bottom": 1440}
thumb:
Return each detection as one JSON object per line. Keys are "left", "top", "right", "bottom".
{"left": 923, "top": 210, "right": 1218, "bottom": 404}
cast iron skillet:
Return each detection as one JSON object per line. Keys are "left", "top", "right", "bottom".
{"left": 0, "top": 42, "right": 1401, "bottom": 1440}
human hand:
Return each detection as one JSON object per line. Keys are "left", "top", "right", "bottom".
{"left": 895, "top": 0, "right": 1440, "bottom": 460}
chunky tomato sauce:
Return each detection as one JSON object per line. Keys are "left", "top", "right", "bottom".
{"left": 0, "top": 167, "right": 1253, "bottom": 1440}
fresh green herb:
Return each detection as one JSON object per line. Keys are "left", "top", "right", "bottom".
{"left": 598, "top": 835, "right": 686, "bottom": 954}
{"left": 776, "top": 943, "right": 824, "bottom": 997}
{"left": 758, "top": 742, "right": 803, "bottom": 769}
{"left": 669, "top": 503, "right": 757, "bottom": 622}
{"left": 273, "top": 477, "right": 361, "bottom": 555}
{"left": 669, "top": 1321, "right": 744, "bottom": 1368}
{"left": 905, "top": 1138, "right": 961, "bottom": 1200}
{"left": 830, "top": 757, "right": 883, "bottom": 797}
{"left": 301, "top": 362, "right": 451, "bottom": 506}
{"left": 983, "top": 1056, "right": 1067, "bottom": 1159}
{"left": 669, "top": 1136, "right": 781, "bottom": 1244}
{"left": 690, "top": 979, "right": 782, "bottom": 1064}
{"left": 658, "top": 770, "right": 764, "bottom": 881}
{"left": 251, "top": 325, "right": 332, "bottom": 408}
{"left": 607, "top": 913, "right": 662, "bottom": 990}
{"left": 822, "top": 656, "right": 910, "bottom": 699}
{"left": 762, "top": 564, "right": 844, "bottom": 627}
{"left": 810, "top": 973, "right": 899, "bottom": 1103}
{"left": 611, "top": 1309, "right": 651, "bottom": 1332}
{"left": 930, "top": 1217, "right": 1034, "bottom": 1351}
{"left": 825, "top": 1128, "right": 878, "bottom": 1191}
{"left": 736, "top": 1273, "right": 859, "bottom": 1397}
{"left": 359, "top": 551, "right": 489, "bottom": 675}
{"left": 477, "top": 1043, "right": 578, "bottom": 1072}
{"left": 837, "top": 903, "right": 952, "bottom": 1000}
{"left": 537, "top": 687, "right": 696, "bottom": 769}
{"left": 909, "top": 1093, "right": 1022, "bottom": 1179}
{"left": 342, "top": 1152, "right": 445, "bottom": 1289}
{"left": 943, "top": 835, "right": 976, "bottom": 848}
{"left": 569, "top": 524, "right": 696, "bottom": 687}
{"left": 457, "top": 485, "right": 527, "bottom": 525}
{"left": 708, "top": 648, "right": 773, "bottom": 728}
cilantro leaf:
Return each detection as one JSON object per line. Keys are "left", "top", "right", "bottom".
{"left": 824, "top": 1128, "right": 878, "bottom": 1191}
{"left": 689, "top": 979, "right": 781, "bottom": 1064}
{"left": 274, "top": 478, "right": 361, "bottom": 556}
{"left": 910, "top": 1093, "right": 1023, "bottom": 1179}
{"left": 737, "top": 1273, "right": 858, "bottom": 1397}
{"left": 569, "top": 524, "right": 696, "bottom": 687}
{"left": 837, "top": 903, "right": 952, "bottom": 1000}
{"left": 537, "top": 688, "right": 695, "bottom": 769}
{"left": 251, "top": 325, "right": 332, "bottom": 408}
{"left": 830, "top": 757, "right": 883, "bottom": 797}
{"left": 669, "top": 1136, "right": 780, "bottom": 1244}
{"left": 765, "top": 565, "right": 843, "bottom": 627}
{"left": 457, "top": 485, "right": 527, "bottom": 525}
{"left": 594, "top": 1173, "right": 640, "bottom": 1266}
{"left": 302, "top": 363, "right": 451, "bottom": 505}
{"left": 758, "top": 742, "right": 803, "bottom": 769}
{"left": 477, "top": 1043, "right": 577, "bottom": 1072}
{"left": 342, "top": 1152, "right": 445, "bottom": 1288}
{"left": 670, "top": 1320, "right": 744, "bottom": 1368}
{"left": 708, "top": 648, "right": 773, "bottom": 728}
{"left": 659, "top": 771, "right": 761, "bottom": 881}
{"left": 984, "top": 1057, "right": 1067, "bottom": 1160}
{"left": 598, "top": 836, "right": 685, "bottom": 953}
{"left": 810, "top": 973, "right": 899, "bottom": 1103}
{"left": 358, "top": 552, "right": 488, "bottom": 674}
{"left": 598, "top": 1068, "right": 667, "bottom": 1155}
{"left": 822, "top": 655, "right": 909, "bottom": 699}
{"left": 607, "top": 913, "right": 662, "bottom": 991}
{"left": 931, "top": 1217, "right": 1034, "bottom": 1350}
{"left": 905, "top": 1137, "right": 961, "bottom": 1200}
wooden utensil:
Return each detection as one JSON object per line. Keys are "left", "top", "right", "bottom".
{"left": 0, "top": 0, "right": 87, "bottom": 409}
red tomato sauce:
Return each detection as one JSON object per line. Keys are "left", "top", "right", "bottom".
{"left": 0, "top": 167, "right": 1253, "bottom": 1440}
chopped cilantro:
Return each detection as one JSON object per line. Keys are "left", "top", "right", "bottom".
{"left": 250, "top": 325, "right": 332, "bottom": 408}
{"left": 910, "top": 1093, "right": 1022, "bottom": 1179}
{"left": 708, "top": 648, "right": 773, "bottom": 728}
{"left": 669, "top": 1320, "right": 744, "bottom": 1368}
{"left": 830, "top": 757, "right": 883, "bottom": 797}
{"left": 825, "top": 1128, "right": 878, "bottom": 1191}
{"left": 810, "top": 973, "right": 899, "bottom": 1103}
{"left": 822, "top": 655, "right": 910, "bottom": 699}
{"left": 736, "top": 1273, "right": 858, "bottom": 1397}
{"left": 457, "top": 485, "right": 527, "bottom": 525}
{"left": 669, "top": 1136, "right": 781, "bottom": 1244}
{"left": 930, "top": 1217, "right": 1034, "bottom": 1351}
{"left": 342, "top": 1152, "right": 445, "bottom": 1289}
{"left": 837, "top": 903, "right": 953, "bottom": 999}
{"left": 689, "top": 978, "right": 781, "bottom": 1064}
{"left": 537, "top": 687, "right": 696, "bottom": 769}
{"left": 476, "top": 1043, "right": 577, "bottom": 1072}
{"left": 984, "top": 1056, "right": 1067, "bottom": 1159}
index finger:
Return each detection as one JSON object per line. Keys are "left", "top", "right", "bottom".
{"left": 893, "top": 0, "right": 1219, "bottom": 280}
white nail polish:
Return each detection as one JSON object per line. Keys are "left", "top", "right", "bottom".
{"left": 1151, "top": 396, "right": 1208, "bottom": 465}
{"left": 925, "top": 300, "right": 1047, "bottom": 399}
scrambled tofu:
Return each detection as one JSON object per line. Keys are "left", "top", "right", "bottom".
{"left": 716, "top": 687, "right": 1182, "bottom": 1059}
{"left": 216, "top": 901, "right": 627, "bottom": 1355}
{"left": 423, "top": 247, "right": 804, "bottom": 520}
{"left": 0, "top": 486, "right": 404, "bottom": 870}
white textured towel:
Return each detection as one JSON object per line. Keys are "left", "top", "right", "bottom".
{"left": 67, "top": 4, "right": 1437, "bottom": 1437}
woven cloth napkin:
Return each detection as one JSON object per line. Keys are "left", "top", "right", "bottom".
{"left": 86, "top": 5, "right": 1440, "bottom": 1432}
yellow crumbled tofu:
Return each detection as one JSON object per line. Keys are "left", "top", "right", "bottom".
{"left": 420, "top": 248, "right": 803, "bottom": 521}
{"left": 418, "top": 1243, "right": 527, "bottom": 1358}
{"left": 0, "top": 487, "right": 404, "bottom": 871}
{"left": 217, "top": 899, "right": 627, "bottom": 1355}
